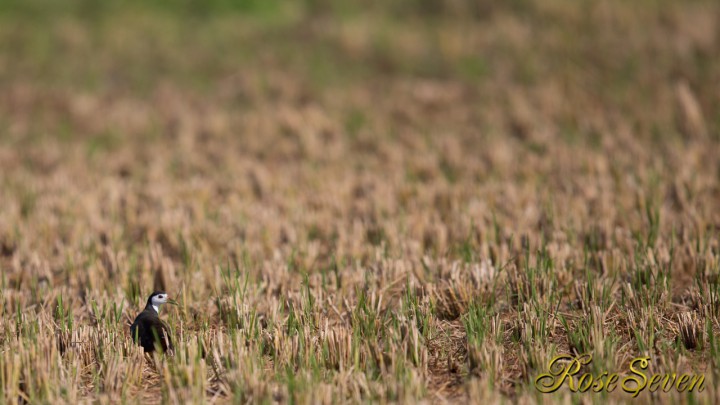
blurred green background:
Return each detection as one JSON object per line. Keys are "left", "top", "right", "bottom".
{"left": 0, "top": 0, "right": 718, "bottom": 142}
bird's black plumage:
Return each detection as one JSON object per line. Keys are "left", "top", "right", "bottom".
{"left": 130, "top": 291, "right": 174, "bottom": 354}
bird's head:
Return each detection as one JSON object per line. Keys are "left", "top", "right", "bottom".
{"left": 146, "top": 291, "right": 177, "bottom": 313}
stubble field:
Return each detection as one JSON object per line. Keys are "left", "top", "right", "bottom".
{"left": 0, "top": 0, "right": 719, "bottom": 403}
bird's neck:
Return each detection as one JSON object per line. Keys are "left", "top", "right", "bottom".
{"left": 147, "top": 304, "right": 160, "bottom": 314}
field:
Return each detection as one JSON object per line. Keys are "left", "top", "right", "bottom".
{"left": 1, "top": 0, "right": 719, "bottom": 403}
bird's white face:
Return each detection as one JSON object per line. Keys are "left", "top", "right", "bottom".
{"left": 147, "top": 292, "right": 176, "bottom": 314}
{"left": 151, "top": 293, "right": 169, "bottom": 306}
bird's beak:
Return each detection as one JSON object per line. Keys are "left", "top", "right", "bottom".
{"left": 167, "top": 299, "right": 179, "bottom": 306}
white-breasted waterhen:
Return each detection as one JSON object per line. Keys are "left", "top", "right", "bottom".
{"left": 130, "top": 291, "right": 177, "bottom": 354}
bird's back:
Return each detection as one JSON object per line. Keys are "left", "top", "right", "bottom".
{"left": 130, "top": 308, "right": 173, "bottom": 353}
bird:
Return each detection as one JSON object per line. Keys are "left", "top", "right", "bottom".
{"left": 130, "top": 291, "right": 177, "bottom": 354}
